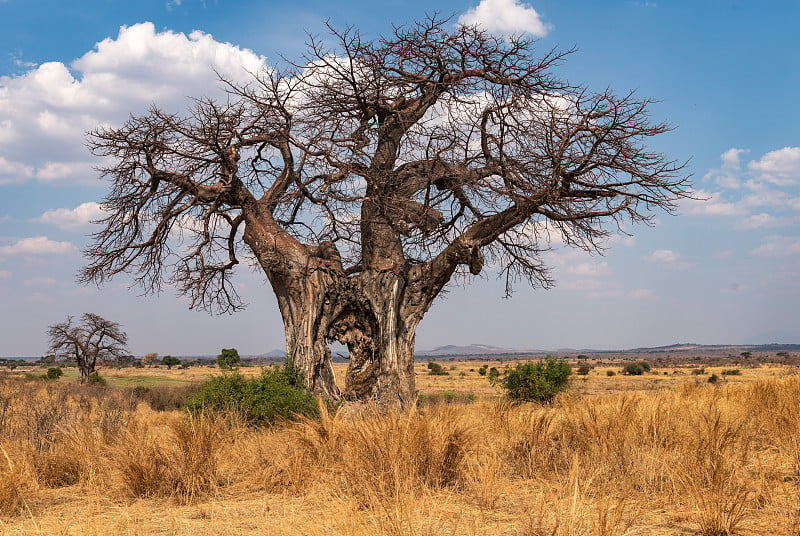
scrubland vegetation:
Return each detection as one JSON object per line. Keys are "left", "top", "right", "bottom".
{"left": 0, "top": 361, "right": 799, "bottom": 535}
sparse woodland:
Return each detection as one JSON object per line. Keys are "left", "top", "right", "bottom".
{"left": 1, "top": 364, "right": 799, "bottom": 535}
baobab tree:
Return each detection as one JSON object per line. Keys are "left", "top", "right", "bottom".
{"left": 47, "top": 313, "right": 129, "bottom": 383}
{"left": 83, "top": 17, "right": 691, "bottom": 407}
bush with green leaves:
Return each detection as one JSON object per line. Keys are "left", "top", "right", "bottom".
{"left": 161, "top": 355, "right": 181, "bottom": 369}
{"left": 186, "top": 363, "right": 319, "bottom": 426}
{"left": 490, "top": 359, "right": 572, "bottom": 403}
{"left": 87, "top": 372, "right": 106, "bottom": 385}
{"left": 427, "top": 362, "right": 448, "bottom": 375}
{"left": 622, "top": 361, "right": 652, "bottom": 376}
{"left": 217, "top": 348, "right": 241, "bottom": 370}
{"left": 44, "top": 367, "right": 63, "bottom": 380}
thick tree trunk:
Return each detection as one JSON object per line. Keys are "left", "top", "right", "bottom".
{"left": 268, "top": 269, "right": 341, "bottom": 399}
{"left": 268, "top": 267, "right": 420, "bottom": 409}
{"left": 77, "top": 357, "right": 95, "bottom": 383}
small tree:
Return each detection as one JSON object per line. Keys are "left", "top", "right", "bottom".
{"left": 47, "top": 313, "right": 128, "bottom": 383}
{"left": 491, "top": 359, "right": 572, "bottom": 403}
{"left": 161, "top": 355, "right": 181, "bottom": 370}
{"left": 141, "top": 352, "right": 158, "bottom": 367}
{"left": 217, "top": 348, "right": 241, "bottom": 370}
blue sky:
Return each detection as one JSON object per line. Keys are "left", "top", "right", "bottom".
{"left": 1, "top": 0, "right": 798, "bottom": 357}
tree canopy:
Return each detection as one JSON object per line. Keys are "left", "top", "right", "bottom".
{"left": 82, "top": 17, "right": 691, "bottom": 406}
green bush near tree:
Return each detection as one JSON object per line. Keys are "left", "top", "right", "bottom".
{"left": 186, "top": 363, "right": 319, "bottom": 426}
{"left": 490, "top": 359, "right": 572, "bottom": 403}
{"left": 44, "top": 367, "right": 63, "bottom": 380}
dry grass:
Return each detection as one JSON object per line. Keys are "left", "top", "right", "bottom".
{"left": 0, "top": 365, "right": 799, "bottom": 534}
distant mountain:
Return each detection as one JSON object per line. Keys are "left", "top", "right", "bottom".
{"left": 416, "top": 344, "right": 529, "bottom": 356}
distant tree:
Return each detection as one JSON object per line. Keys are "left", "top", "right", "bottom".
{"left": 47, "top": 313, "right": 128, "bottom": 383}
{"left": 141, "top": 352, "right": 158, "bottom": 367}
{"left": 217, "top": 348, "right": 241, "bottom": 370}
{"left": 83, "top": 17, "right": 692, "bottom": 408}
{"left": 161, "top": 355, "right": 181, "bottom": 370}
{"left": 622, "top": 361, "right": 651, "bottom": 376}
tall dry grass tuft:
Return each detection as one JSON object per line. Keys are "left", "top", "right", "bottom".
{"left": 114, "top": 411, "right": 225, "bottom": 503}
{"left": 0, "top": 445, "right": 35, "bottom": 518}
{"left": 334, "top": 405, "right": 473, "bottom": 499}
{"left": 672, "top": 392, "right": 752, "bottom": 536}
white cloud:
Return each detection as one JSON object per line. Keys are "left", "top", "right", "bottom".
{"left": 459, "top": 0, "right": 552, "bottom": 37}
{"left": 736, "top": 213, "right": 791, "bottom": 230}
{"left": 643, "top": 249, "right": 679, "bottom": 264}
{"left": 748, "top": 147, "right": 800, "bottom": 186}
{"left": 0, "top": 236, "right": 77, "bottom": 256}
{"left": 0, "top": 270, "right": 11, "bottom": 279}
{"left": 0, "top": 22, "right": 269, "bottom": 186}
{"left": 0, "top": 156, "right": 34, "bottom": 185}
{"left": 720, "top": 148, "right": 747, "bottom": 171}
{"left": 566, "top": 261, "right": 610, "bottom": 276}
{"left": 751, "top": 235, "right": 800, "bottom": 257}
{"left": 35, "top": 202, "right": 105, "bottom": 230}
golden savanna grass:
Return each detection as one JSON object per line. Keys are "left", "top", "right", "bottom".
{"left": 0, "top": 363, "right": 799, "bottom": 535}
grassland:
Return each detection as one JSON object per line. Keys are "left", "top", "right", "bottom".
{"left": 1, "top": 357, "right": 799, "bottom": 535}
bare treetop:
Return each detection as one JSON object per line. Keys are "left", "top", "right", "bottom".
{"left": 83, "top": 16, "right": 691, "bottom": 406}
{"left": 48, "top": 313, "right": 128, "bottom": 383}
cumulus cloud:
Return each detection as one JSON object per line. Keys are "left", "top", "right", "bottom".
{"left": 459, "top": 0, "right": 552, "bottom": 37}
{"left": 736, "top": 213, "right": 792, "bottom": 230}
{"left": 694, "top": 147, "right": 800, "bottom": 234}
{"left": 0, "top": 236, "right": 77, "bottom": 256}
{"left": 643, "top": 249, "right": 680, "bottom": 264}
{"left": 0, "top": 156, "right": 34, "bottom": 185}
{"left": 748, "top": 147, "right": 800, "bottom": 186}
{"left": 751, "top": 235, "right": 800, "bottom": 257}
{"left": 35, "top": 202, "right": 105, "bottom": 230}
{"left": 0, "top": 22, "right": 268, "bottom": 187}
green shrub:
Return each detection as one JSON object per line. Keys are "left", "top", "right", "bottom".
{"left": 87, "top": 372, "right": 106, "bottom": 385}
{"left": 477, "top": 365, "right": 487, "bottom": 376}
{"left": 622, "top": 361, "right": 651, "bottom": 376}
{"left": 606, "top": 370, "right": 616, "bottom": 376}
{"left": 45, "top": 367, "right": 63, "bottom": 380}
{"left": 186, "top": 364, "right": 319, "bottom": 426}
{"left": 427, "top": 362, "right": 449, "bottom": 375}
{"left": 487, "top": 367, "right": 500, "bottom": 381}
{"left": 721, "top": 369, "right": 741, "bottom": 376}
{"left": 707, "top": 373, "right": 720, "bottom": 384}
{"left": 576, "top": 364, "right": 592, "bottom": 375}
{"left": 490, "top": 359, "right": 572, "bottom": 403}
{"left": 691, "top": 367, "right": 706, "bottom": 375}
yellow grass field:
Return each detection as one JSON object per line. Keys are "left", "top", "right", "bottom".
{"left": 1, "top": 360, "right": 799, "bottom": 535}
